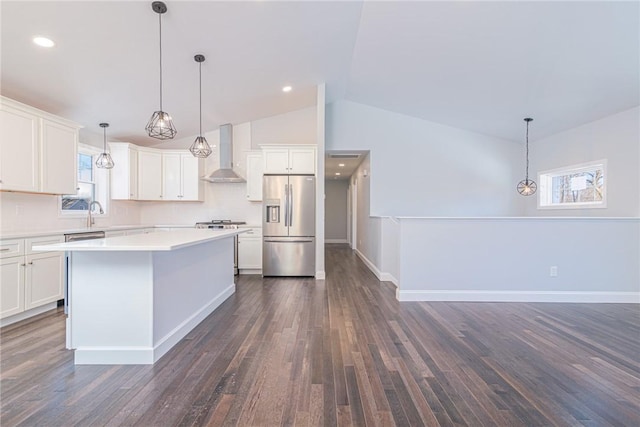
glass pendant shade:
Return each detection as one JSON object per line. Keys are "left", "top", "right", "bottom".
{"left": 517, "top": 117, "right": 537, "bottom": 196}
{"left": 96, "top": 123, "right": 115, "bottom": 169}
{"left": 146, "top": 110, "right": 177, "bottom": 140}
{"left": 189, "top": 135, "right": 212, "bottom": 158}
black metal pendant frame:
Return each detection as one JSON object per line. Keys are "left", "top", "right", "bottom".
{"left": 96, "top": 122, "right": 115, "bottom": 169}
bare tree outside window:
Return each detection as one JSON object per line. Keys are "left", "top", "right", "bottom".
{"left": 539, "top": 160, "right": 606, "bottom": 209}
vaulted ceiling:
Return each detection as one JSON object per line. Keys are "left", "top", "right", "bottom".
{"left": 2, "top": 1, "right": 637, "bottom": 146}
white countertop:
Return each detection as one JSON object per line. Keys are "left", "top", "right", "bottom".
{"left": 32, "top": 229, "right": 246, "bottom": 252}
{"left": 0, "top": 224, "right": 195, "bottom": 240}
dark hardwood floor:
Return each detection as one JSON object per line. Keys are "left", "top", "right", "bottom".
{"left": 1, "top": 244, "right": 639, "bottom": 426}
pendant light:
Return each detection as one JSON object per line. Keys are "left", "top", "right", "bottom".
{"left": 517, "top": 117, "right": 537, "bottom": 196}
{"left": 145, "top": 1, "right": 177, "bottom": 140}
{"left": 189, "top": 54, "right": 213, "bottom": 158}
{"left": 95, "top": 123, "right": 115, "bottom": 169}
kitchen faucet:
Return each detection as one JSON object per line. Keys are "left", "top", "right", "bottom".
{"left": 87, "top": 201, "right": 104, "bottom": 228}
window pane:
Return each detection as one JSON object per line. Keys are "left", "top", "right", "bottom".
{"left": 61, "top": 182, "right": 95, "bottom": 211}
{"left": 539, "top": 161, "right": 606, "bottom": 209}
{"left": 78, "top": 153, "right": 93, "bottom": 182}
{"left": 550, "top": 169, "right": 603, "bottom": 204}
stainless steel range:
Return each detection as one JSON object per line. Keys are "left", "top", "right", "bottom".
{"left": 195, "top": 220, "right": 246, "bottom": 275}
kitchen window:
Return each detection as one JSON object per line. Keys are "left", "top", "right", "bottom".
{"left": 538, "top": 160, "right": 606, "bottom": 209}
{"left": 60, "top": 144, "right": 109, "bottom": 216}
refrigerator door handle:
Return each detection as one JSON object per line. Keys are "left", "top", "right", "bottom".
{"left": 284, "top": 184, "right": 289, "bottom": 227}
{"left": 289, "top": 184, "right": 293, "bottom": 227}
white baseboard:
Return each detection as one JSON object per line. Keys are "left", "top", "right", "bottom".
{"left": 315, "top": 271, "right": 326, "bottom": 280}
{"left": 355, "top": 249, "right": 382, "bottom": 280}
{"left": 397, "top": 290, "right": 640, "bottom": 303}
{"left": 326, "top": 239, "right": 348, "bottom": 244}
{"left": 239, "top": 269, "right": 262, "bottom": 275}
{"left": 0, "top": 302, "right": 58, "bottom": 327}
{"left": 380, "top": 273, "right": 399, "bottom": 287}
{"left": 354, "top": 249, "right": 399, "bottom": 287}
{"left": 74, "top": 347, "right": 154, "bottom": 365}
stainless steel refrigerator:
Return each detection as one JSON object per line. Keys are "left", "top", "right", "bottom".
{"left": 263, "top": 175, "right": 315, "bottom": 276}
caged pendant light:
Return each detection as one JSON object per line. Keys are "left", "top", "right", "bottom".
{"left": 95, "top": 123, "right": 115, "bottom": 169}
{"left": 189, "top": 54, "right": 213, "bottom": 158}
{"left": 517, "top": 117, "right": 537, "bottom": 196}
{"left": 145, "top": 1, "right": 177, "bottom": 140}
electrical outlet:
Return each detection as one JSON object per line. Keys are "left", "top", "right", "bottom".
{"left": 550, "top": 266, "right": 558, "bottom": 277}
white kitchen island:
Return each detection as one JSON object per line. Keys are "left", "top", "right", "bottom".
{"left": 33, "top": 229, "right": 244, "bottom": 365}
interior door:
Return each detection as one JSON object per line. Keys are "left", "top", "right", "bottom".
{"left": 288, "top": 175, "right": 315, "bottom": 237}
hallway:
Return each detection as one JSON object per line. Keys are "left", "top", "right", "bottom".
{"left": 1, "top": 244, "right": 638, "bottom": 426}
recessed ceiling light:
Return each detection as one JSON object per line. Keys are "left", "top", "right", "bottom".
{"left": 338, "top": 163, "right": 345, "bottom": 167}
{"left": 282, "top": 86, "right": 292, "bottom": 93}
{"left": 335, "top": 172, "right": 341, "bottom": 176}
{"left": 33, "top": 36, "right": 55, "bottom": 48}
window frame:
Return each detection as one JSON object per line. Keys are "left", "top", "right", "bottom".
{"left": 59, "top": 144, "right": 110, "bottom": 218}
{"left": 537, "top": 159, "right": 607, "bottom": 210}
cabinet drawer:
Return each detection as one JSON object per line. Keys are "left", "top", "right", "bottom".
{"left": 26, "top": 235, "right": 64, "bottom": 254}
{"left": 239, "top": 228, "right": 262, "bottom": 239}
{"left": 0, "top": 239, "right": 24, "bottom": 258}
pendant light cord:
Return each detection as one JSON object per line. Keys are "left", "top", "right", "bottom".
{"left": 103, "top": 126, "right": 107, "bottom": 151}
{"left": 199, "top": 60, "right": 202, "bottom": 136}
{"left": 158, "top": 12, "right": 163, "bottom": 111}
{"left": 525, "top": 120, "right": 530, "bottom": 182}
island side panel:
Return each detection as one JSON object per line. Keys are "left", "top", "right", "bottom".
{"left": 152, "top": 236, "right": 235, "bottom": 362}
{"left": 70, "top": 251, "right": 154, "bottom": 364}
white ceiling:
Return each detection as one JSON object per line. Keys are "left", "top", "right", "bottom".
{"left": 2, "top": 1, "right": 638, "bottom": 146}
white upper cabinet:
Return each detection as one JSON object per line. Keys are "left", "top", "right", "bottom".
{"left": 0, "top": 97, "right": 80, "bottom": 194}
{"left": 40, "top": 119, "right": 78, "bottom": 195}
{"left": 162, "top": 152, "right": 203, "bottom": 201}
{"left": 180, "top": 153, "right": 203, "bottom": 201}
{"left": 162, "top": 152, "right": 181, "bottom": 200}
{"left": 262, "top": 145, "right": 316, "bottom": 175}
{"left": 110, "top": 142, "right": 203, "bottom": 202}
{"left": 138, "top": 149, "right": 163, "bottom": 201}
{"left": 246, "top": 151, "right": 263, "bottom": 201}
{"left": 109, "top": 143, "right": 138, "bottom": 200}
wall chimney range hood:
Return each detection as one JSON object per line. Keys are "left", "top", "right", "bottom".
{"left": 202, "top": 123, "right": 246, "bottom": 183}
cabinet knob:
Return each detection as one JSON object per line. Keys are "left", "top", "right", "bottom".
{"left": 20, "top": 263, "right": 26, "bottom": 267}
{"left": 28, "top": 262, "right": 33, "bottom": 265}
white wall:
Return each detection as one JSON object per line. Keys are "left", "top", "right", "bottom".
{"left": 251, "top": 106, "right": 317, "bottom": 148}
{"left": 349, "top": 153, "right": 383, "bottom": 272}
{"left": 326, "top": 100, "right": 524, "bottom": 217}
{"left": 527, "top": 106, "right": 640, "bottom": 217}
{"left": 396, "top": 217, "right": 639, "bottom": 302}
{"left": 0, "top": 191, "right": 141, "bottom": 232}
{"left": 380, "top": 217, "right": 399, "bottom": 285}
{"left": 325, "top": 180, "right": 349, "bottom": 242}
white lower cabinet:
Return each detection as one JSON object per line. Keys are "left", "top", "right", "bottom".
{"left": 0, "top": 235, "right": 64, "bottom": 321}
{"left": 0, "top": 256, "right": 25, "bottom": 318}
{"left": 25, "top": 251, "right": 64, "bottom": 310}
{"left": 238, "top": 228, "right": 262, "bottom": 271}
